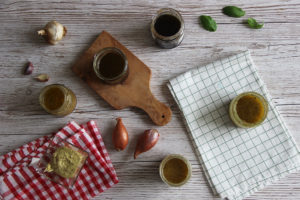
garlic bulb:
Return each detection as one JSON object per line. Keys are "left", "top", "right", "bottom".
{"left": 38, "top": 21, "right": 67, "bottom": 45}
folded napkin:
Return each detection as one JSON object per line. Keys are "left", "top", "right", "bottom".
{"left": 0, "top": 120, "right": 118, "bottom": 200}
{"left": 167, "top": 51, "right": 300, "bottom": 200}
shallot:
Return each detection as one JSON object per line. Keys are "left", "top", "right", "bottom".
{"left": 38, "top": 21, "right": 67, "bottom": 45}
{"left": 112, "top": 118, "right": 129, "bottom": 151}
{"left": 134, "top": 129, "right": 160, "bottom": 159}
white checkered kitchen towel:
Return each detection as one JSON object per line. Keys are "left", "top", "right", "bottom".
{"left": 167, "top": 51, "right": 300, "bottom": 200}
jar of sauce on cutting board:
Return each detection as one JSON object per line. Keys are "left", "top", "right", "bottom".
{"left": 93, "top": 47, "right": 128, "bottom": 84}
{"left": 229, "top": 92, "right": 268, "bottom": 128}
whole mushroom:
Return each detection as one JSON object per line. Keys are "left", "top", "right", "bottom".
{"left": 38, "top": 20, "right": 67, "bottom": 45}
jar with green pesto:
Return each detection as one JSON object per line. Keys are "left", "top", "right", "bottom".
{"left": 39, "top": 84, "right": 77, "bottom": 116}
{"left": 229, "top": 92, "right": 268, "bottom": 128}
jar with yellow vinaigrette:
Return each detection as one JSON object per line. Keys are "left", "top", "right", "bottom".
{"left": 159, "top": 154, "right": 192, "bottom": 187}
{"left": 229, "top": 92, "right": 268, "bottom": 128}
{"left": 39, "top": 84, "right": 77, "bottom": 116}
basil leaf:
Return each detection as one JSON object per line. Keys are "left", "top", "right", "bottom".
{"left": 223, "top": 6, "right": 245, "bottom": 18}
{"left": 199, "top": 15, "right": 217, "bottom": 32}
{"left": 247, "top": 18, "right": 264, "bottom": 29}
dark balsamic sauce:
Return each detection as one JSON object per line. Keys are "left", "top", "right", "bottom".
{"left": 98, "top": 52, "right": 125, "bottom": 79}
{"left": 154, "top": 14, "right": 181, "bottom": 37}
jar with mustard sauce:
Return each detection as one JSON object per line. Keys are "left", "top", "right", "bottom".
{"left": 159, "top": 154, "right": 192, "bottom": 187}
{"left": 39, "top": 84, "right": 77, "bottom": 116}
{"left": 229, "top": 92, "right": 268, "bottom": 128}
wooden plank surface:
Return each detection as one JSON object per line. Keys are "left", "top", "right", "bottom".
{"left": 1, "top": 0, "right": 300, "bottom": 199}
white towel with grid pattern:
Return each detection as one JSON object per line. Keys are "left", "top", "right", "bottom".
{"left": 167, "top": 51, "right": 300, "bottom": 200}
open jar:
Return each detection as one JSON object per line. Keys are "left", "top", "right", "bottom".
{"left": 159, "top": 154, "right": 192, "bottom": 187}
{"left": 150, "top": 8, "right": 184, "bottom": 49}
{"left": 36, "top": 140, "right": 88, "bottom": 188}
{"left": 93, "top": 47, "right": 128, "bottom": 84}
{"left": 229, "top": 92, "right": 268, "bottom": 128}
{"left": 39, "top": 84, "right": 77, "bottom": 116}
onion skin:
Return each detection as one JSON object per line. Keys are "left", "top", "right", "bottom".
{"left": 134, "top": 129, "right": 160, "bottom": 159}
{"left": 24, "top": 62, "right": 34, "bottom": 75}
{"left": 35, "top": 74, "right": 49, "bottom": 82}
{"left": 112, "top": 118, "right": 129, "bottom": 151}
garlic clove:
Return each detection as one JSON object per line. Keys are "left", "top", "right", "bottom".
{"left": 134, "top": 129, "right": 160, "bottom": 159}
{"left": 23, "top": 62, "right": 34, "bottom": 75}
{"left": 38, "top": 21, "right": 67, "bottom": 45}
{"left": 112, "top": 118, "right": 129, "bottom": 151}
{"left": 35, "top": 74, "right": 49, "bottom": 82}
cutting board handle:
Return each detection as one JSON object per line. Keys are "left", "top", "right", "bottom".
{"left": 137, "top": 93, "right": 172, "bottom": 126}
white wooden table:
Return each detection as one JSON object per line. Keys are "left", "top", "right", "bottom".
{"left": 1, "top": 0, "right": 300, "bottom": 199}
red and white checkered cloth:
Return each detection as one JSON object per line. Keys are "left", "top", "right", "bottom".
{"left": 0, "top": 120, "right": 119, "bottom": 200}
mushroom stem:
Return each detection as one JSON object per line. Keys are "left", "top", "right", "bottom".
{"left": 37, "top": 29, "right": 46, "bottom": 36}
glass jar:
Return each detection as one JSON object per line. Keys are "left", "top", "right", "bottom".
{"left": 159, "top": 154, "right": 192, "bottom": 187}
{"left": 150, "top": 8, "right": 184, "bottom": 49}
{"left": 229, "top": 92, "right": 268, "bottom": 128}
{"left": 93, "top": 47, "right": 128, "bottom": 84}
{"left": 39, "top": 84, "right": 77, "bottom": 116}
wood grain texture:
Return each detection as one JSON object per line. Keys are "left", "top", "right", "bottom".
{"left": 1, "top": 0, "right": 300, "bottom": 199}
{"left": 72, "top": 31, "right": 172, "bottom": 126}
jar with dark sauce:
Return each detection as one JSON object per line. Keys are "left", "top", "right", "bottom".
{"left": 150, "top": 8, "right": 184, "bottom": 49}
{"left": 93, "top": 47, "right": 128, "bottom": 84}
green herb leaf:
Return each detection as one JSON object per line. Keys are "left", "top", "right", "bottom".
{"left": 199, "top": 15, "right": 217, "bottom": 32}
{"left": 223, "top": 6, "right": 245, "bottom": 18}
{"left": 247, "top": 18, "right": 264, "bottom": 29}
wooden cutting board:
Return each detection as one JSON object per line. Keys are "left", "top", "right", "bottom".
{"left": 72, "top": 31, "right": 172, "bottom": 126}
